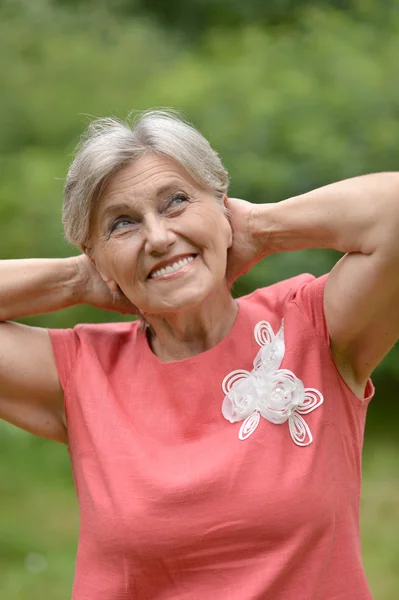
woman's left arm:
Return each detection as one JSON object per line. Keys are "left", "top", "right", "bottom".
{"left": 228, "top": 172, "right": 399, "bottom": 387}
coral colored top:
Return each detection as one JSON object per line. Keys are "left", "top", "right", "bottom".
{"left": 48, "top": 274, "right": 375, "bottom": 600}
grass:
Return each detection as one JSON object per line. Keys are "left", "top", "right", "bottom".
{"left": 0, "top": 423, "right": 398, "bottom": 599}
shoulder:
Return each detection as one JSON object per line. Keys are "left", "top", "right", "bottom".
{"left": 49, "top": 320, "right": 140, "bottom": 347}
{"left": 47, "top": 320, "right": 141, "bottom": 388}
{"left": 239, "top": 273, "right": 322, "bottom": 309}
{"left": 73, "top": 320, "right": 139, "bottom": 343}
{"left": 239, "top": 273, "right": 330, "bottom": 340}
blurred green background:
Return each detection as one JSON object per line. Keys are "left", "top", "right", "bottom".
{"left": 0, "top": 0, "right": 398, "bottom": 597}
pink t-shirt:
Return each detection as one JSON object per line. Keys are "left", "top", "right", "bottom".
{"left": 49, "top": 274, "right": 374, "bottom": 600}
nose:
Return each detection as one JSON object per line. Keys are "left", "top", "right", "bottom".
{"left": 143, "top": 215, "right": 177, "bottom": 256}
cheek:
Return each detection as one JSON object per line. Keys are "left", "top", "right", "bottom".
{"left": 207, "top": 204, "right": 233, "bottom": 247}
{"left": 97, "top": 240, "right": 140, "bottom": 283}
{"left": 210, "top": 215, "right": 233, "bottom": 253}
{"left": 188, "top": 207, "right": 231, "bottom": 251}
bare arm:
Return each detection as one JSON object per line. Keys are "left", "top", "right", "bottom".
{"left": 0, "top": 257, "right": 83, "bottom": 321}
{"left": 246, "top": 173, "right": 399, "bottom": 388}
{"left": 0, "top": 323, "right": 67, "bottom": 443}
{"left": 0, "top": 255, "right": 136, "bottom": 444}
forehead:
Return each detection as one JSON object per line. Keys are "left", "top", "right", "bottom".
{"left": 98, "top": 153, "right": 198, "bottom": 210}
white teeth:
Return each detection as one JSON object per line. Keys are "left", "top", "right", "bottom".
{"left": 150, "top": 255, "right": 194, "bottom": 279}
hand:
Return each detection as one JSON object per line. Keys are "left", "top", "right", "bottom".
{"left": 225, "top": 197, "right": 269, "bottom": 284}
{"left": 74, "top": 254, "right": 138, "bottom": 315}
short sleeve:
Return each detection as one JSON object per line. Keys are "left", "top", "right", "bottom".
{"left": 47, "top": 327, "right": 81, "bottom": 392}
{"left": 290, "top": 273, "right": 330, "bottom": 344}
{"left": 289, "top": 273, "right": 375, "bottom": 404}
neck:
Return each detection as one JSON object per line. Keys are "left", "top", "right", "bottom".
{"left": 143, "top": 287, "right": 238, "bottom": 362}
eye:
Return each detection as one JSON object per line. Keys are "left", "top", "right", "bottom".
{"left": 110, "top": 216, "right": 136, "bottom": 232}
{"left": 167, "top": 193, "right": 189, "bottom": 208}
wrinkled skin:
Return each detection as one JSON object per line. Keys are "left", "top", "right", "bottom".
{"left": 76, "top": 154, "right": 265, "bottom": 360}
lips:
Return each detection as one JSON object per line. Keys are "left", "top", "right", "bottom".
{"left": 147, "top": 254, "right": 197, "bottom": 279}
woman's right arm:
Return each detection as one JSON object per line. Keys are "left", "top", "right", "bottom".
{"left": 0, "top": 258, "right": 85, "bottom": 445}
{"left": 0, "top": 256, "right": 135, "bottom": 445}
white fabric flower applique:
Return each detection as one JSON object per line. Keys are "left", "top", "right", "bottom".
{"left": 221, "top": 319, "right": 324, "bottom": 446}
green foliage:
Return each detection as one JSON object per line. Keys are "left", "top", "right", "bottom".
{"left": 50, "top": 0, "right": 399, "bottom": 38}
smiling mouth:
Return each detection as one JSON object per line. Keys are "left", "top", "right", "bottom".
{"left": 148, "top": 255, "right": 197, "bottom": 279}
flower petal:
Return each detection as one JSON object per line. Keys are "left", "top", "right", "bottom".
{"left": 222, "top": 370, "right": 257, "bottom": 422}
{"left": 288, "top": 413, "right": 313, "bottom": 446}
{"left": 253, "top": 342, "right": 285, "bottom": 372}
{"left": 253, "top": 324, "right": 285, "bottom": 373}
{"left": 255, "top": 369, "right": 305, "bottom": 423}
{"left": 254, "top": 321, "right": 276, "bottom": 347}
{"left": 238, "top": 411, "right": 260, "bottom": 440}
{"left": 296, "top": 388, "right": 324, "bottom": 415}
{"left": 222, "top": 369, "right": 251, "bottom": 395}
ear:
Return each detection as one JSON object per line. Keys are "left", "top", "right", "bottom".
{"left": 223, "top": 195, "right": 233, "bottom": 248}
{"left": 87, "top": 252, "right": 119, "bottom": 293}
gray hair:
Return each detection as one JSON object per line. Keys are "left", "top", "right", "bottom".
{"left": 63, "top": 109, "right": 230, "bottom": 252}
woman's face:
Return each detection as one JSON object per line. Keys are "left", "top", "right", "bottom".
{"left": 91, "top": 153, "right": 233, "bottom": 314}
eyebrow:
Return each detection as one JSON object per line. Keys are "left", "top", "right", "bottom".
{"left": 100, "top": 202, "right": 135, "bottom": 223}
{"left": 155, "top": 181, "right": 187, "bottom": 199}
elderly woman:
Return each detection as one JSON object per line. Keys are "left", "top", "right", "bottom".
{"left": 1, "top": 109, "right": 398, "bottom": 599}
